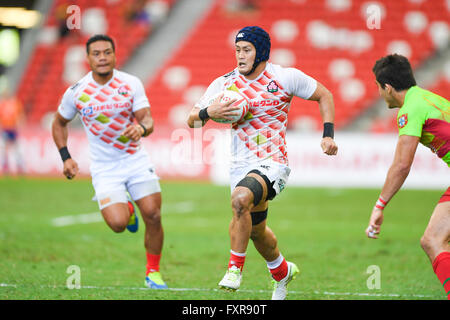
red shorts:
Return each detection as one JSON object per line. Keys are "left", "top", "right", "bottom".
{"left": 438, "top": 187, "right": 450, "bottom": 203}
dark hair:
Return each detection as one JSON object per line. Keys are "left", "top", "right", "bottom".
{"left": 372, "top": 54, "right": 416, "bottom": 91}
{"left": 86, "top": 34, "right": 115, "bottom": 54}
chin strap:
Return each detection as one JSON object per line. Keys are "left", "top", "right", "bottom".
{"left": 244, "top": 61, "right": 260, "bottom": 77}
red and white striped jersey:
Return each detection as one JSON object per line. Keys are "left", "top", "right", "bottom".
{"left": 196, "top": 63, "right": 317, "bottom": 166}
{"left": 58, "top": 69, "right": 150, "bottom": 162}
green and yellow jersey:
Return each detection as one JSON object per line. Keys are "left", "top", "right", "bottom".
{"left": 397, "top": 86, "right": 450, "bottom": 167}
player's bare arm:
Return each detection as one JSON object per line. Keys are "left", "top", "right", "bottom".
{"left": 51, "top": 112, "right": 79, "bottom": 179}
{"left": 380, "top": 135, "right": 419, "bottom": 201}
{"left": 122, "top": 107, "right": 154, "bottom": 142}
{"left": 308, "top": 82, "right": 338, "bottom": 156}
{"left": 187, "top": 93, "right": 240, "bottom": 128}
{"left": 366, "top": 135, "right": 420, "bottom": 239}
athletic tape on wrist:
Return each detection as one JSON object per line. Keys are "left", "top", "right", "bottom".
{"left": 375, "top": 196, "right": 387, "bottom": 210}
{"left": 199, "top": 108, "right": 209, "bottom": 121}
{"left": 323, "top": 122, "right": 334, "bottom": 138}
{"left": 59, "top": 146, "right": 71, "bottom": 162}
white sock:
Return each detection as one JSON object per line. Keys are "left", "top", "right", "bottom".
{"left": 266, "top": 253, "right": 284, "bottom": 270}
{"left": 230, "top": 249, "right": 246, "bottom": 257}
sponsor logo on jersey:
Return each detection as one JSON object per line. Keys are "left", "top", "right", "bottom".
{"left": 267, "top": 80, "right": 278, "bottom": 93}
{"left": 118, "top": 85, "right": 128, "bottom": 95}
{"left": 70, "top": 82, "right": 81, "bottom": 90}
{"left": 224, "top": 70, "right": 236, "bottom": 78}
{"left": 398, "top": 113, "right": 408, "bottom": 129}
{"left": 93, "top": 102, "right": 131, "bottom": 111}
{"left": 82, "top": 106, "right": 93, "bottom": 116}
{"left": 278, "top": 179, "right": 286, "bottom": 192}
{"left": 249, "top": 99, "right": 280, "bottom": 108}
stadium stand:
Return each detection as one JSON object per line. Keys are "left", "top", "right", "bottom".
{"left": 14, "top": 0, "right": 449, "bottom": 130}
{"left": 16, "top": 0, "right": 177, "bottom": 124}
{"left": 143, "top": 0, "right": 449, "bottom": 130}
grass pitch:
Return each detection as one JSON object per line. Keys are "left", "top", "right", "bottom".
{"left": 0, "top": 177, "right": 445, "bottom": 300}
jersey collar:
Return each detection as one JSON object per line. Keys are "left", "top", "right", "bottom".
{"left": 89, "top": 69, "right": 117, "bottom": 87}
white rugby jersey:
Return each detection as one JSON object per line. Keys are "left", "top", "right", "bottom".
{"left": 196, "top": 63, "right": 317, "bottom": 166}
{"left": 58, "top": 69, "right": 150, "bottom": 162}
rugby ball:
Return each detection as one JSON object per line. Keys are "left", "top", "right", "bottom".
{"left": 209, "top": 90, "right": 249, "bottom": 124}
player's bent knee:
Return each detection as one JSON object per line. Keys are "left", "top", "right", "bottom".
{"left": 102, "top": 210, "right": 129, "bottom": 233}
{"left": 420, "top": 234, "right": 432, "bottom": 253}
{"left": 420, "top": 231, "right": 445, "bottom": 260}
{"left": 100, "top": 202, "right": 130, "bottom": 233}
{"left": 231, "top": 191, "right": 253, "bottom": 217}
{"left": 235, "top": 176, "right": 263, "bottom": 207}
{"left": 111, "top": 224, "right": 127, "bottom": 233}
{"left": 107, "top": 218, "right": 128, "bottom": 233}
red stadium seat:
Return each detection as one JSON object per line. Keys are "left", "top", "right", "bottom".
{"left": 18, "top": 0, "right": 448, "bottom": 128}
{"left": 143, "top": 0, "right": 448, "bottom": 129}
{"left": 18, "top": 0, "right": 177, "bottom": 124}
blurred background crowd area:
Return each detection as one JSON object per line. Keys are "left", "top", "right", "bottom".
{"left": 0, "top": 0, "right": 448, "bottom": 178}
{"left": 0, "top": 0, "right": 449, "bottom": 132}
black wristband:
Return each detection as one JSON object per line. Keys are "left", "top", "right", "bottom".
{"left": 199, "top": 108, "right": 210, "bottom": 121}
{"left": 323, "top": 122, "right": 334, "bottom": 139}
{"left": 59, "top": 146, "right": 71, "bottom": 162}
{"left": 139, "top": 123, "right": 148, "bottom": 137}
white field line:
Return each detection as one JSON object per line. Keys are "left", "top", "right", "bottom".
{"left": 0, "top": 283, "right": 435, "bottom": 299}
{"left": 51, "top": 212, "right": 103, "bottom": 227}
{"left": 51, "top": 201, "right": 195, "bottom": 227}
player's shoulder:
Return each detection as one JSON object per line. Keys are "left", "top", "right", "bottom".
{"left": 266, "top": 62, "right": 316, "bottom": 92}
{"left": 207, "top": 68, "right": 238, "bottom": 87}
{"left": 113, "top": 69, "right": 144, "bottom": 86}
{"left": 67, "top": 72, "right": 91, "bottom": 92}
{"left": 214, "top": 68, "right": 238, "bottom": 83}
{"left": 61, "top": 73, "right": 89, "bottom": 102}
{"left": 402, "top": 86, "right": 429, "bottom": 111}
{"left": 413, "top": 86, "right": 449, "bottom": 105}
{"left": 222, "top": 68, "right": 238, "bottom": 79}
{"left": 397, "top": 87, "right": 430, "bottom": 126}
{"left": 266, "top": 62, "right": 289, "bottom": 74}
{"left": 267, "top": 62, "right": 306, "bottom": 78}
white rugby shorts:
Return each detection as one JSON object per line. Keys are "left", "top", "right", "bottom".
{"left": 90, "top": 151, "right": 161, "bottom": 209}
{"left": 230, "top": 160, "right": 291, "bottom": 199}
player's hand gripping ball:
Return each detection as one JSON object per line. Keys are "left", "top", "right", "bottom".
{"left": 209, "top": 90, "right": 249, "bottom": 124}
